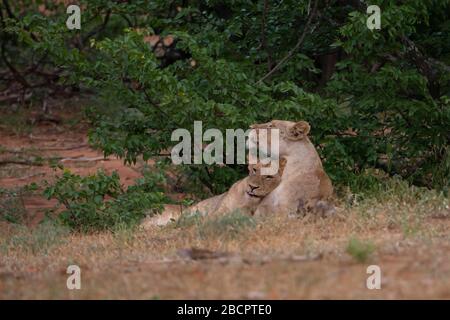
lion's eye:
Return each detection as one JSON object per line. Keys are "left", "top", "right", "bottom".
{"left": 265, "top": 176, "right": 274, "bottom": 179}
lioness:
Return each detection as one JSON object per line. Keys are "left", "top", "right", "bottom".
{"left": 249, "top": 120, "right": 334, "bottom": 217}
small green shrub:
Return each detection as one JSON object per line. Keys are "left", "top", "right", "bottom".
{"left": 43, "top": 168, "right": 167, "bottom": 232}
{"left": 198, "top": 211, "right": 257, "bottom": 240}
{"left": 346, "top": 237, "right": 375, "bottom": 263}
{"left": 174, "top": 210, "right": 257, "bottom": 239}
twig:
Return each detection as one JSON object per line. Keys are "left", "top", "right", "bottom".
{"left": 82, "top": 10, "right": 112, "bottom": 45}
{"left": 258, "top": 0, "right": 273, "bottom": 71}
{"left": 2, "top": 0, "right": 38, "bottom": 41}
{"left": 256, "top": 0, "right": 319, "bottom": 84}
{"left": 28, "top": 135, "right": 58, "bottom": 141}
{"left": 0, "top": 93, "right": 23, "bottom": 103}
{"left": 40, "top": 144, "right": 88, "bottom": 151}
{"left": 17, "top": 172, "right": 46, "bottom": 180}
{"left": 60, "top": 156, "right": 108, "bottom": 163}
{"left": 133, "top": 252, "right": 323, "bottom": 266}
{"left": 143, "top": 90, "right": 169, "bottom": 117}
{"left": 0, "top": 160, "right": 43, "bottom": 166}
{"left": 2, "top": 0, "right": 17, "bottom": 20}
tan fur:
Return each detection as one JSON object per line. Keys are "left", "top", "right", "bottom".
{"left": 188, "top": 194, "right": 225, "bottom": 216}
{"left": 249, "top": 120, "right": 334, "bottom": 217}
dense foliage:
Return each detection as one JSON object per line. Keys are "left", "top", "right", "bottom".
{"left": 1, "top": 0, "right": 449, "bottom": 198}
{"left": 43, "top": 168, "right": 167, "bottom": 231}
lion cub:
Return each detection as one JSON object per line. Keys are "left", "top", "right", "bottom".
{"left": 211, "top": 158, "right": 287, "bottom": 216}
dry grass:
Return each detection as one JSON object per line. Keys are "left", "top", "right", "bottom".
{"left": 1, "top": 180, "right": 449, "bottom": 299}
{"left": 1, "top": 108, "right": 449, "bottom": 299}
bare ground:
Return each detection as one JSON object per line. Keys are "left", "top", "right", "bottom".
{"left": 0, "top": 106, "right": 449, "bottom": 299}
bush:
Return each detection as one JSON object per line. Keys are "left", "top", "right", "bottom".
{"left": 346, "top": 237, "right": 375, "bottom": 263}
{"left": 1, "top": 0, "right": 449, "bottom": 195}
{"left": 43, "top": 168, "right": 167, "bottom": 232}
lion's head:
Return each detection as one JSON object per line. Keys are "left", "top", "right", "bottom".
{"left": 249, "top": 120, "right": 311, "bottom": 156}
{"left": 245, "top": 158, "right": 287, "bottom": 198}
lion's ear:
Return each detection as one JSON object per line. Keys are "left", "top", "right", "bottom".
{"left": 287, "top": 121, "right": 310, "bottom": 140}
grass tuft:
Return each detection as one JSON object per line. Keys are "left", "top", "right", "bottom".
{"left": 198, "top": 211, "right": 257, "bottom": 240}
{"left": 346, "top": 237, "right": 375, "bottom": 263}
{"left": 0, "top": 220, "right": 70, "bottom": 255}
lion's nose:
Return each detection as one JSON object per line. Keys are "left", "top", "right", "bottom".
{"left": 249, "top": 184, "right": 259, "bottom": 191}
